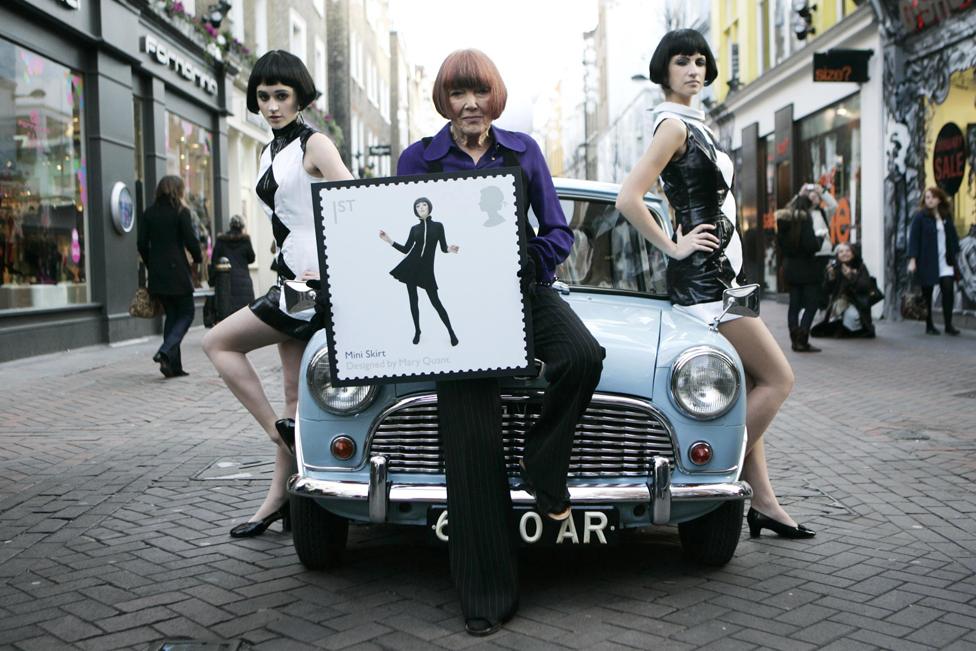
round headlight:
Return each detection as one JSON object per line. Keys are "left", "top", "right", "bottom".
{"left": 669, "top": 347, "right": 739, "bottom": 420}
{"left": 306, "top": 348, "right": 379, "bottom": 415}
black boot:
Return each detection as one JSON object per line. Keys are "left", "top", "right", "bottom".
{"left": 789, "top": 328, "right": 800, "bottom": 352}
{"left": 795, "top": 328, "right": 821, "bottom": 352}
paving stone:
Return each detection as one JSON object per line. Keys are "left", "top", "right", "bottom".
{"left": 2, "top": 305, "right": 976, "bottom": 650}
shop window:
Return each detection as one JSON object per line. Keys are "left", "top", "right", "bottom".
{"left": 165, "top": 112, "right": 213, "bottom": 289}
{"left": 0, "top": 39, "right": 88, "bottom": 311}
{"left": 797, "top": 95, "right": 861, "bottom": 247}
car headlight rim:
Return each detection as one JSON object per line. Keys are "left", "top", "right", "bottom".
{"left": 669, "top": 346, "right": 740, "bottom": 421}
{"left": 306, "top": 348, "right": 379, "bottom": 415}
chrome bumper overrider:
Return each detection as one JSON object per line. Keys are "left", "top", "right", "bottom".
{"left": 288, "top": 455, "right": 753, "bottom": 526}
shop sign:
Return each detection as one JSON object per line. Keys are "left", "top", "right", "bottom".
{"left": 110, "top": 182, "right": 135, "bottom": 234}
{"left": 812, "top": 50, "right": 872, "bottom": 83}
{"left": 933, "top": 122, "right": 966, "bottom": 196}
{"left": 141, "top": 35, "right": 218, "bottom": 95}
{"left": 368, "top": 144, "right": 391, "bottom": 156}
{"left": 900, "top": 0, "right": 973, "bottom": 32}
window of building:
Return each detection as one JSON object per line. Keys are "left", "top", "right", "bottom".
{"left": 797, "top": 94, "right": 862, "bottom": 245}
{"left": 314, "top": 38, "right": 326, "bottom": 110}
{"left": 165, "top": 112, "right": 214, "bottom": 288}
{"left": 0, "top": 40, "right": 89, "bottom": 311}
{"left": 313, "top": 0, "right": 325, "bottom": 17}
{"left": 290, "top": 10, "right": 307, "bottom": 64}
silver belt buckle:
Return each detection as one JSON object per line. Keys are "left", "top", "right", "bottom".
{"left": 283, "top": 280, "right": 317, "bottom": 314}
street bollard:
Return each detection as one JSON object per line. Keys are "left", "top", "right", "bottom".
{"left": 213, "top": 256, "right": 232, "bottom": 322}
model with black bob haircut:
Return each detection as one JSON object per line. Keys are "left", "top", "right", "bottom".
{"left": 205, "top": 48, "right": 353, "bottom": 541}
{"left": 647, "top": 28, "right": 718, "bottom": 88}
{"left": 245, "top": 50, "right": 319, "bottom": 114}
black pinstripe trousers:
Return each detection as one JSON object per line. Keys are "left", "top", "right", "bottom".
{"left": 437, "top": 287, "right": 604, "bottom": 622}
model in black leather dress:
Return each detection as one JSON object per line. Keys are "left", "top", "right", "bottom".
{"left": 615, "top": 29, "right": 814, "bottom": 540}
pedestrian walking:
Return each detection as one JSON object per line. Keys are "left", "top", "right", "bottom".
{"left": 908, "top": 186, "right": 961, "bottom": 335}
{"left": 137, "top": 175, "right": 203, "bottom": 378}
{"left": 209, "top": 215, "right": 256, "bottom": 316}
{"left": 615, "top": 29, "right": 814, "bottom": 542}
{"left": 396, "top": 48, "right": 604, "bottom": 637}
{"left": 202, "top": 50, "right": 353, "bottom": 538}
{"left": 776, "top": 190, "right": 825, "bottom": 352}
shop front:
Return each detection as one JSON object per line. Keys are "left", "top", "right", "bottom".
{"left": 715, "top": 6, "right": 883, "bottom": 297}
{"left": 0, "top": 0, "right": 230, "bottom": 362}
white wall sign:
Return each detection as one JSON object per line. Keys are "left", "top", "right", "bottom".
{"left": 141, "top": 35, "right": 218, "bottom": 95}
{"left": 110, "top": 182, "right": 135, "bottom": 234}
{"left": 312, "top": 169, "right": 533, "bottom": 385}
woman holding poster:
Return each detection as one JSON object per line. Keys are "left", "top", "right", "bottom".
{"left": 396, "top": 49, "right": 604, "bottom": 637}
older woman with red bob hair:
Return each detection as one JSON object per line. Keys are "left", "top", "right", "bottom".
{"left": 397, "top": 50, "right": 604, "bottom": 637}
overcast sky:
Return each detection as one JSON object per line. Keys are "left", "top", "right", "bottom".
{"left": 387, "top": 0, "right": 599, "bottom": 132}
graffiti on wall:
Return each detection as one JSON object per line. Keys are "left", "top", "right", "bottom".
{"left": 877, "top": 3, "right": 976, "bottom": 318}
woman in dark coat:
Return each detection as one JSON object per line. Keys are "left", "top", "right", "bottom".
{"left": 137, "top": 175, "right": 203, "bottom": 377}
{"left": 811, "top": 242, "right": 876, "bottom": 338}
{"left": 210, "top": 215, "right": 256, "bottom": 315}
{"left": 908, "top": 186, "right": 961, "bottom": 335}
{"left": 776, "top": 193, "right": 823, "bottom": 352}
{"left": 379, "top": 197, "right": 460, "bottom": 346}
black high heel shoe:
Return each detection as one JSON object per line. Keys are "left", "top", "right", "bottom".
{"left": 275, "top": 418, "right": 295, "bottom": 454}
{"left": 518, "top": 460, "right": 571, "bottom": 521}
{"left": 747, "top": 507, "right": 815, "bottom": 539}
{"left": 230, "top": 502, "right": 290, "bottom": 538}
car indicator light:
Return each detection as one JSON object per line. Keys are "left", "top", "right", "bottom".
{"left": 331, "top": 436, "right": 356, "bottom": 460}
{"left": 689, "top": 441, "right": 712, "bottom": 465}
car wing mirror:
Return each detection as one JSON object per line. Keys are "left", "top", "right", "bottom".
{"left": 710, "top": 283, "right": 760, "bottom": 330}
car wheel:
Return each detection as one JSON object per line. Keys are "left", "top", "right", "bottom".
{"left": 290, "top": 496, "right": 349, "bottom": 570}
{"left": 678, "top": 500, "right": 743, "bottom": 566}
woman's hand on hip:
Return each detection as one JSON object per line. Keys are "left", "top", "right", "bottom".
{"left": 671, "top": 223, "right": 719, "bottom": 260}
{"left": 907, "top": 258, "right": 916, "bottom": 273}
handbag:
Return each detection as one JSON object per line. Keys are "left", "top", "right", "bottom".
{"left": 128, "top": 287, "right": 161, "bottom": 319}
{"left": 867, "top": 276, "right": 885, "bottom": 306}
{"left": 900, "top": 276, "right": 926, "bottom": 321}
{"left": 203, "top": 295, "right": 217, "bottom": 328}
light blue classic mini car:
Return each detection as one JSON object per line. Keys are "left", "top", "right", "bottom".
{"left": 287, "top": 178, "right": 754, "bottom": 568}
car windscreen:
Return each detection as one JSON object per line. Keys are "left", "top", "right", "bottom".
{"left": 528, "top": 197, "right": 669, "bottom": 296}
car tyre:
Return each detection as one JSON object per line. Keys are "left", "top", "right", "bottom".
{"left": 678, "top": 500, "right": 743, "bottom": 566}
{"left": 291, "top": 496, "right": 349, "bottom": 570}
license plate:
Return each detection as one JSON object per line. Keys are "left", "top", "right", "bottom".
{"left": 427, "top": 507, "right": 618, "bottom": 546}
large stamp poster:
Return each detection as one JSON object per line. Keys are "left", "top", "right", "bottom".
{"left": 311, "top": 169, "right": 533, "bottom": 386}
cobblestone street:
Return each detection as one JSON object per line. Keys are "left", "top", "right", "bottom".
{"left": 1, "top": 301, "right": 975, "bottom": 650}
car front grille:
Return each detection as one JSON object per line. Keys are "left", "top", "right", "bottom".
{"left": 368, "top": 392, "right": 675, "bottom": 477}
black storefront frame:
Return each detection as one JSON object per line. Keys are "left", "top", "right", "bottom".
{"left": 0, "top": 0, "right": 229, "bottom": 363}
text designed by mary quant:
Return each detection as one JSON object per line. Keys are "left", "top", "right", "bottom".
{"left": 342, "top": 349, "right": 450, "bottom": 374}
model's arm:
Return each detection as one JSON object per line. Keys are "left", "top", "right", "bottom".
{"left": 304, "top": 132, "right": 354, "bottom": 181}
{"left": 615, "top": 119, "right": 719, "bottom": 260}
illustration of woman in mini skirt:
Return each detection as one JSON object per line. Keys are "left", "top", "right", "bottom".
{"left": 379, "top": 197, "right": 460, "bottom": 346}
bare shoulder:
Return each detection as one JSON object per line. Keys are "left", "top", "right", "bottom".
{"left": 653, "top": 117, "right": 687, "bottom": 143}
{"left": 306, "top": 131, "right": 338, "bottom": 154}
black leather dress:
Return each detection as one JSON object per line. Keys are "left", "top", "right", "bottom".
{"left": 659, "top": 121, "right": 740, "bottom": 307}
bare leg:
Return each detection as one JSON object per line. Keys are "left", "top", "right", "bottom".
{"left": 202, "top": 307, "right": 297, "bottom": 523}
{"left": 719, "top": 316, "right": 798, "bottom": 527}
{"left": 245, "top": 339, "right": 305, "bottom": 522}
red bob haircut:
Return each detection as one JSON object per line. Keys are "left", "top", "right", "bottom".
{"left": 432, "top": 49, "right": 508, "bottom": 120}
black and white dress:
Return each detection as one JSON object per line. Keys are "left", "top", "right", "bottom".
{"left": 249, "top": 120, "right": 321, "bottom": 341}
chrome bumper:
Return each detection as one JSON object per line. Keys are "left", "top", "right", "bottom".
{"left": 288, "top": 455, "right": 753, "bottom": 526}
